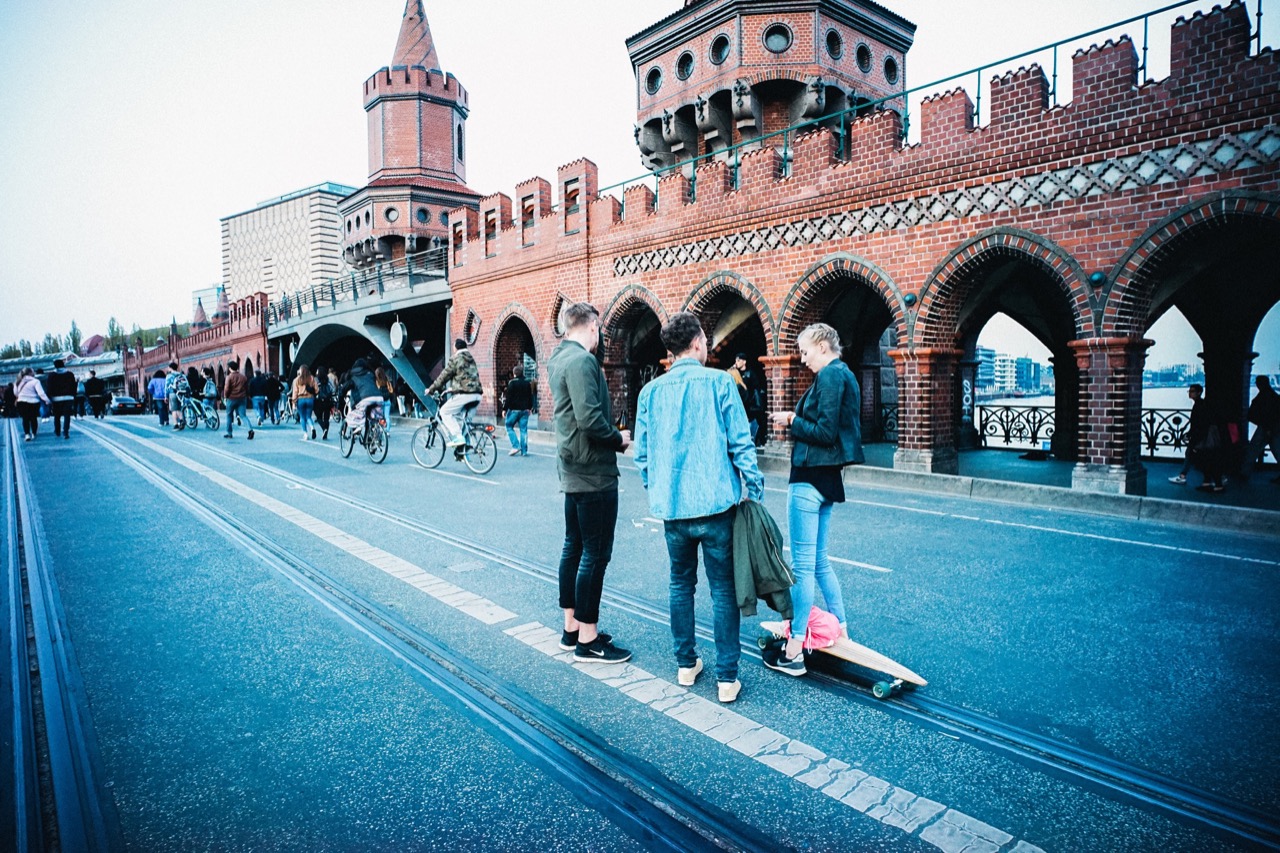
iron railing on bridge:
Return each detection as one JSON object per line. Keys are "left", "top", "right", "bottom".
{"left": 873, "top": 404, "right": 1201, "bottom": 460}
{"left": 266, "top": 248, "right": 448, "bottom": 327}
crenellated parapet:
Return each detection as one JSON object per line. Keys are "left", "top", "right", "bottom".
{"left": 449, "top": 1, "right": 1277, "bottom": 289}
{"left": 363, "top": 65, "right": 469, "bottom": 110}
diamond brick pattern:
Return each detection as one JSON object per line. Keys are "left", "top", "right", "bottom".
{"left": 613, "top": 126, "right": 1280, "bottom": 277}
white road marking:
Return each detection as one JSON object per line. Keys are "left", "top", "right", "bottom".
{"left": 89, "top": 421, "right": 1039, "bottom": 851}
{"left": 401, "top": 462, "right": 499, "bottom": 486}
{"left": 781, "top": 545, "right": 892, "bottom": 573}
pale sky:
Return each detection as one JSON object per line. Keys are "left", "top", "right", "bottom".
{"left": 0, "top": 0, "right": 1275, "bottom": 369}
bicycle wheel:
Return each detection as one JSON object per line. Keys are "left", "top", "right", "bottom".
{"left": 205, "top": 410, "right": 220, "bottom": 430}
{"left": 365, "top": 419, "right": 388, "bottom": 464}
{"left": 411, "top": 424, "right": 444, "bottom": 468}
{"left": 341, "top": 423, "right": 357, "bottom": 458}
{"left": 462, "top": 426, "right": 497, "bottom": 474}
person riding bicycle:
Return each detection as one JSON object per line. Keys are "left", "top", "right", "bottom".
{"left": 427, "top": 339, "right": 483, "bottom": 447}
{"left": 338, "top": 358, "right": 385, "bottom": 434}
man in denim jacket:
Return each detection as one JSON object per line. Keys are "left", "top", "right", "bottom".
{"left": 634, "top": 312, "right": 764, "bottom": 703}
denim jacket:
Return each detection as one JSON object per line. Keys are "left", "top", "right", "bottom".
{"left": 635, "top": 358, "right": 765, "bottom": 520}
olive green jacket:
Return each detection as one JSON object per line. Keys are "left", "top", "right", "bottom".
{"left": 547, "top": 339, "right": 625, "bottom": 493}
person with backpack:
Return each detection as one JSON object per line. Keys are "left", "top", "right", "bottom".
{"left": 313, "top": 364, "right": 335, "bottom": 440}
{"left": 164, "top": 362, "right": 189, "bottom": 430}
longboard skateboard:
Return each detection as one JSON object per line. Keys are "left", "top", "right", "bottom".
{"left": 758, "top": 620, "right": 927, "bottom": 699}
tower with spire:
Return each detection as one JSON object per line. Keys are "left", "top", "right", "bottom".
{"left": 339, "top": 1, "right": 481, "bottom": 268}
{"left": 192, "top": 297, "right": 211, "bottom": 331}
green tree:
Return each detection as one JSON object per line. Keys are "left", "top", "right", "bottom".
{"left": 19, "top": 339, "right": 33, "bottom": 357}
{"left": 0, "top": 343, "right": 20, "bottom": 359}
{"left": 66, "top": 320, "right": 83, "bottom": 355}
{"left": 39, "top": 332, "right": 63, "bottom": 355}
{"left": 106, "top": 316, "right": 125, "bottom": 350}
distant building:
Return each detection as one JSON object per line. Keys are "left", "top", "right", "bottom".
{"left": 1015, "top": 357, "right": 1040, "bottom": 392}
{"left": 221, "top": 182, "right": 357, "bottom": 300}
{"left": 993, "top": 354, "right": 1017, "bottom": 392}
{"left": 976, "top": 346, "right": 995, "bottom": 391}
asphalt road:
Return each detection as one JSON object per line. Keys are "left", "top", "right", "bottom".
{"left": 6, "top": 414, "right": 1278, "bottom": 851}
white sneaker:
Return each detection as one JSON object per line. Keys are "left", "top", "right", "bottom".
{"left": 677, "top": 658, "right": 703, "bottom": 686}
{"left": 718, "top": 680, "right": 742, "bottom": 703}
{"left": 508, "top": 448, "right": 521, "bottom": 456}
{"left": 1168, "top": 474, "right": 1187, "bottom": 484}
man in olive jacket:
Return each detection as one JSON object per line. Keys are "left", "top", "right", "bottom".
{"left": 547, "top": 302, "right": 632, "bottom": 665}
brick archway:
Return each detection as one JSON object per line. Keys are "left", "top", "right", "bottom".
{"left": 915, "top": 227, "right": 1091, "bottom": 349}
{"left": 778, "top": 253, "right": 906, "bottom": 348}
{"left": 491, "top": 304, "right": 541, "bottom": 414}
{"left": 681, "top": 270, "right": 775, "bottom": 352}
{"left": 602, "top": 285, "right": 669, "bottom": 364}
{"left": 1104, "top": 192, "right": 1280, "bottom": 338}
{"left": 602, "top": 285, "right": 668, "bottom": 427}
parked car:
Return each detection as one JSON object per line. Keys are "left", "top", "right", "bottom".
{"left": 109, "top": 395, "right": 146, "bottom": 415}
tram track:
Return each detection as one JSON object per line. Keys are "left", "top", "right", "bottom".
{"left": 85, "top": 421, "right": 775, "bottom": 851}
{"left": 116, "top": 421, "right": 1280, "bottom": 851}
{"left": 4, "top": 421, "right": 120, "bottom": 851}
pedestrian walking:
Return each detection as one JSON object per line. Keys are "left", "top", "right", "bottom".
{"left": 201, "top": 367, "right": 219, "bottom": 410}
{"left": 1241, "top": 375, "right": 1279, "bottom": 483}
{"left": 547, "top": 303, "right": 632, "bottom": 664}
{"left": 147, "top": 370, "right": 168, "bottom": 426}
{"left": 314, "top": 365, "right": 335, "bottom": 440}
{"left": 165, "top": 362, "right": 188, "bottom": 430}
{"left": 47, "top": 359, "right": 77, "bottom": 439}
{"left": 14, "top": 368, "right": 50, "bottom": 441}
{"left": 266, "top": 372, "right": 283, "bottom": 424}
{"left": 248, "top": 370, "right": 270, "bottom": 426}
{"left": 634, "top": 312, "right": 764, "bottom": 703}
{"left": 503, "top": 364, "right": 533, "bottom": 456}
{"left": 765, "top": 323, "right": 865, "bottom": 676}
{"left": 292, "top": 364, "right": 318, "bottom": 440}
{"left": 375, "top": 367, "right": 395, "bottom": 435}
{"left": 222, "top": 360, "right": 251, "bottom": 439}
{"left": 427, "top": 339, "right": 483, "bottom": 446}
{"left": 85, "top": 370, "right": 108, "bottom": 418}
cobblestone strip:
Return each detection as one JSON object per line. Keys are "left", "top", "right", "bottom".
{"left": 505, "top": 622, "right": 1044, "bottom": 853}
{"left": 107, "top": 428, "right": 517, "bottom": 626}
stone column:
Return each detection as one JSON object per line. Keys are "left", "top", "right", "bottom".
{"left": 889, "top": 348, "right": 962, "bottom": 475}
{"left": 857, "top": 364, "right": 881, "bottom": 442}
{"left": 1069, "top": 336, "right": 1152, "bottom": 495}
{"left": 956, "top": 358, "right": 980, "bottom": 451}
{"left": 757, "top": 354, "right": 804, "bottom": 445}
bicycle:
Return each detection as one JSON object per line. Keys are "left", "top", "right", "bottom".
{"left": 339, "top": 400, "right": 389, "bottom": 463}
{"left": 411, "top": 394, "right": 497, "bottom": 474}
{"left": 178, "top": 394, "right": 220, "bottom": 431}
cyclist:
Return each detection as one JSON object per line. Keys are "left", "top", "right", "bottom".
{"left": 338, "top": 358, "right": 385, "bottom": 435}
{"left": 427, "top": 338, "right": 483, "bottom": 447}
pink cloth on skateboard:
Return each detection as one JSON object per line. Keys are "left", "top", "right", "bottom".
{"left": 781, "top": 607, "right": 842, "bottom": 650}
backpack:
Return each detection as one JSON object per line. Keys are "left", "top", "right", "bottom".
{"left": 203, "top": 378, "right": 217, "bottom": 397}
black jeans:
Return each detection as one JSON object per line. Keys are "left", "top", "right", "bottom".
{"left": 17, "top": 402, "right": 39, "bottom": 436}
{"left": 52, "top": 400, "right": 74, "bottom": 435}
{"left": 557, "top": 487, "right": 618, "bottom": 626}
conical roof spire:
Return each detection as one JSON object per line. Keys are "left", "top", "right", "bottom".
{"left": 193, "top": 297, "right": 210, "bottom": 330}
{"left": 392, "top": 0, "right": 440, "bottom": 70}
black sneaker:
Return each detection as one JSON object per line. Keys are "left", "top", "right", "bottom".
{"left": 559, "top": 630, "right": 612, "bottom": 651}
{"left": 247, "top": 429, "right": 255, "bottom": 440}
{"left": 573, "top": 637, "right": 631, "bottom": 664}
{"left": 765, "top": 649, "right": 807, "bottom": 677}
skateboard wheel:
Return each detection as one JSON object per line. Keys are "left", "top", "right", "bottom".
{"left": 872, "top": 681, "right": 894, "bottom": 700}
{"left": 757, "top": 635, "right": 769, "bottom": 650}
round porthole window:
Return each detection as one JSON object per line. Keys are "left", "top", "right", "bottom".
{"left": 676, "top": 51, "right": 694, "bottom": 80}
{"left": 364, "top": 211, "right": 371, "bottom": 225}
{"left": 645, "top": 67, "right": 662, "bottom": 95}
{"left": 439, "top": 211, "right": 449, "bottom": 226}
{"left": 385, "top": 207, "right": 399, "bottom": 223}
{"left": 884, "top": 55, "right": 899, "bottom": 85}
{"left": 416, "top": 208, "right": 429, "bottom": 224}
{"left": 856, "top": 43, "right": 872, "bottom": 73}
{"left": 825, "top": 29, "right": 843, "bottom": 60}
{"left": 763, "top": 24, "right": 792, "bottom": 54}
{"left": 710, "top": 34, "right": 731, "bottom": 65}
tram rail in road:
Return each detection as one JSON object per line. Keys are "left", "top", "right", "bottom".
{"left": 96, "top": 418, "right": 1280, "bottom": 851}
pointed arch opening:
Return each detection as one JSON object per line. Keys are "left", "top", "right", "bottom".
{"left": 603, "top": 288, "right": 668, "bottom": 428}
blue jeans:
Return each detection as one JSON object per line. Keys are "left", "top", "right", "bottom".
{"left": 505, "top": 409, "right": 529, "bottom": 454}
{"left": 252, "top": 396, "right": 268, "bottom": 423}
{"left": 155, "top": 398, "right": 168, "bottom": 426}
{"left": 665, "top": 508, "right": 739, "bottom": 682}
{"left": 557, "top": 488, "right": 618, "bottom": 626}
{"left": 381, "top": 400, "right": 393, "bottom": 433}
{"left": 788, "top": 482, "right": 846, "bottom": 637}
{"left": 298, "top": 398, "right": 315, "bottom": 434}
{"left": 224, "top": 398, "right": 247, "bottom": 436}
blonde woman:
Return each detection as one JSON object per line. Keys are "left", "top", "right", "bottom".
{"left": 766, "top": 323, "right": 865, "bottom": 676}
{"left": 291, "top": 364, "right": 318, "bottom": 440}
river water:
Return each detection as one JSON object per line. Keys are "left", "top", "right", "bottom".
{"left": 984, "top": 387, "right": 1196, "bottom": 409}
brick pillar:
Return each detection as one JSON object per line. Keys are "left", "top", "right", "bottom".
{"left": 890, "top": 348, "right": 962, "bottom": 475}
{"left": 758, "top": 354, "right": 805, "bottom": 444}
{"left": 1069, "top": 337, "right": 1151, "bottom": 495}
{"left": 857, "top": 364, "right": 880, "bottom": 441}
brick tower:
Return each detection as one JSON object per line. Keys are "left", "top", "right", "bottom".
{"left": 628, "top": 0, "right": 916, "bottom": 171}
{"left": 340, "top": 0, "right": 480, "bottom": 268}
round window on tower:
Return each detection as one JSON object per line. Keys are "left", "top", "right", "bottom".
{"left": 763, "top": 24, "right": 792, "bottom": 54}
{"left": 416, "top": 208, "right": 429, "bottom": 224}
{"left": 710, "top": 34, "right": 731, "bottom": 65}
{"left": 856, "top": 43, "right": 872, "bottom": 73}
{"left": 645, "top": 67, "right": 663, "bottom": 95}
{"left": 825, "top": 29, "right": 843, "bottom": 60}
{"left": 884, "top": 55, "right": 899, "bottom": 85}
{"left": 676, "top": 51, "right": 694, "bottom": 80}
{"left": 439, "top": 211, "right": 449, "bottom": 226}
{"left": 385, "top": 207, "right": 399, "bottom": 223}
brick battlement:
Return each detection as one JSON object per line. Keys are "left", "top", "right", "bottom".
{"left": 363, "top": 65, "right": 468, "bottom": 109}
{"left": 449, "top": 2, "right": 1275, "bottom": 285}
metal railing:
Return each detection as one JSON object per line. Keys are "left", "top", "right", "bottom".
{"left": 602, "top": 0, "right": 1265, "bottom": 212}
{"left": 265, "top": 247, "right": 448, "bottom": 327}
{"left": 975, "top": 404, "right": 1198, "bottom": 459}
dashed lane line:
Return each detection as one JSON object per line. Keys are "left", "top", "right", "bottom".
{"left": 86, "top": 421, "right": 1044, "bottom": 853}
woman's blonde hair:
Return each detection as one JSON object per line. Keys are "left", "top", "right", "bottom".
{"left": 798, "top": 322, "right": 842, "bottom": 357}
